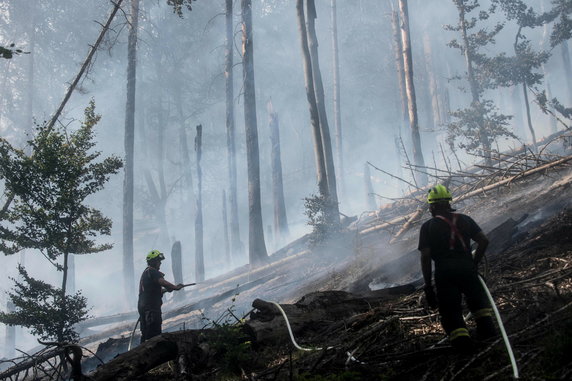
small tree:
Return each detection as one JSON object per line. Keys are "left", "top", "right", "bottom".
{"left": 0, "top": 101, "right": 123, "bottom": 342}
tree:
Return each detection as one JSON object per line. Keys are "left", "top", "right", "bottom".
{"left": 241, "top": 0, "right": 268, "bottom": 265}
{"left": 0, "top": 101, "right": 123, "bottom": 341}
{"left": 445, "top": 0, "right": 513, "bottom": 164}
{"left": 330, "top": 0, "right": 344, "bottom": 199}
{"left": 194, "top": 124, "right": 204, "bottom": 281}
{"left": 398, "top": 0, "right": 427, "bottom": 186}
{"left": 123, "top": 0, "right": 139, "bottom": 302}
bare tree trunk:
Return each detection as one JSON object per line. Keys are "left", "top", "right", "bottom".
{"left": 330, "top": 0, "right": 344, "bottom": 199}
{"left": 391, "top": 9, "right": 408, "bottom": 133}
{"left": 225, "top": 0, "right": 242, "bottom": 258}
{"left": 5, "top": 301, "right": 15, "bottom": 358}
{"left": 306, "top": 0, "right": 340, "bottom": 221}
{"left": 398, "top": 0, "right": 427, "bottom": 186}
{"left": 241, "top": 0, "right": 268, "bottom": 265}
{"left": 222, "top": 190, "right": 231, "bottom": 264}
{"left": 25, "top": 5, "right": 36, "bottom": 144}
{"left": 194, "top": 125, "right": 204, "bottom": 282}
{"left": 123, "top": 0, "right": 139, "bottom": 302}
{"left": 68, "top": 253, "right": 75, "bottom": 294}
{"left": 363, "top": 163, "right": 376, "bottom": 211}
{"left": 422, "top": 33, "right": 441, "bottom": 129}
{"left": 267, "top": 100, "right": 289, "bottom": 245}
{"left": 522, "top": 81, "right": 537, "bottom": 151}
{"left": 171, "top": 240, "right": 183, "bottom": 302}
{"left": 296, "top": 0, "right": 329, "bottom": 202}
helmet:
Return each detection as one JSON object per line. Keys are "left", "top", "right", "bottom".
{"left": 427, "top": 185, "right": 452, "bottom": 204}
{"left": 146, "top": 250, "right": 165, "bottom": 262}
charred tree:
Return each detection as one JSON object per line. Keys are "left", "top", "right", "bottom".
{"left": 194, "top": 125, "right": 204, "bottom": 282}
{"left": 391, "top": 9, "right": 408, "bottom": 132}
{"left": 225, "top": 0, "right": 242, "bottom": 258}
{"left": 267, "top": 100, "right": 289, "bottom": 244}
{"left": 241, "top": 0, "right": 268, "bottom": 265}
{"left": 364, "top": 163, "right": 377, "bottom": 211}
{"left": 330, "top": 0, "right": 344, "bottom": 198}
{"left": 398, "top": 0, "right": 427, "bottom": 186}
{"left": 422, "top": 33, "right": 442, "bottom": 130}
{"left": 306, "top": 0, "right": 340, "bottom": 221}
{"left": 123, "top": 0, "right": 139, "bottom": 301}
{"left": 561, "top": 42, "right": 572, "bottom": 104}
{"left": 222, "top": 190, "right": 231, "bottom": 264}
{"left": 171, "top": 240, "right": 184, "bottom": 302}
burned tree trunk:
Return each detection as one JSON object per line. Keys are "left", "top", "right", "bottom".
{"left": 195, "top": 125, "right": 204, "bottom": 282}
{"left": 267, "top": 100, "right": 289, "bottom": 245}
{"left": 222, "top": 190, "right": 231, "bottom": 264}
{"left": 306, "top": 0, "right": 340, "bottom": 222}
{"left": 123, "top": 0, "right": 139, "bottom": 301}
{"left": 241, "top": 0, "right": 268, "bottom": 265}
{"left": 364, "top": 163, "right": 376, "bottom": 211}
{"left": 391, "top": 9, "right": 408, "bottom": 132}
{"left": 296, "top": 0, "right": 329, "bottom": 202}
{"left": 171, "top": 240, "right": 184, "bottom": 302}
{"left": 225, "top": 0, "right": 242, "bottom": 258}
{"left": 422, "top": 32, "right": 442, "bottom": 130}
{"left": 560, "top": 42, "right": 572, "bottom": 105}
{"left": 398, "top": 0, "right": 427, "bottom": 187}
{"left": 330, "top": 0, "right": 344, "bottom": 199}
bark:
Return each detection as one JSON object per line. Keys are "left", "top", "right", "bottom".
{"left": 398, "top": 0, "right": 427, "bottom": 186}
{"left": 171, "top": 241, "right": 184, "bottom": 302}
{"left": 225, "top": 0, "right": 242, "bottom": 257}
{"left": 391, "top": 9, "right": 408, "bottom": 131}
{"left": 422, "top": 32, "right": 441, "bottom": 129}
{"left": 267, "top": 100, "right": 289, "bottom": 244}
{"left": 222, "top": 190, "right": 231, "bottom": 264}
{"left": 241, "top": 0, "right": 268, "bottom": 265}
{"left": 195, "top": 124, "right": 204, "bottom": 282}
{"left": 522, "top": 81, "right": 538, "bottom": 151}
{"left": 363, "top": 162, "right": 377, "bottom": 211}
{"left": 295, "top": 0, "right": 330, "bottom": 203}
{"left": 511, "top": 85, "right": 526, "bottom": 140}
{"left": 68, "top": 253, "right": 75, "bottom": 294}
{"left": 123, "top": 0, "right": 138, "bottom": 301}
{"left": 306, "top": 0, "right": 340, "bottom": 221}
{"left": 25, "top": 5, "right": 36, "bottom": 145}
{"left": 330, "top": 0, "right": 344, "bottom": 198}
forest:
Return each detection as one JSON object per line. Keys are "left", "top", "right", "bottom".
{"left": 0, "top": 0, "right": 571, "bottom": 379}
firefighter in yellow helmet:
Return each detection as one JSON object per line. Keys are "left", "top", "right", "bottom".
{"left": 137, "top": 250, "right": 183, "bottom": 343}
{"left": 418, "top": 185, "right": 496, "bottom": 353}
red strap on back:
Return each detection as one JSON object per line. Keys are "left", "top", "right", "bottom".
{"left": 435, "top": 214, "right": 468, "bottom": 252}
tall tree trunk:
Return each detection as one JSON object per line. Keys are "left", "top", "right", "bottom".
{"left": 59, "top": 251, "right": 69, "bottom": 342}
{"left": 363, "top": 163, "right": 376, "bottom": 211}
{"left": 222, "top": 190, "right": 231, "bottom": 264}
{"left": 267, "top": 100, "right": 289, "bottom": 245}
{"left": 511, "top": 85, "right": 526, "bottom": 140}
{"left": 25, "top": 5, "right": 36, "bottom": 145}
{"left": 194, "top": 125, "right": 204, "bottom": 281}
{"left": 296, "top": 0, "right": 329, "bottom": 203}
{"left": 123, "top": 0, "right": 139, "bottom": 301}
{"left": 171, "top": 240, "right": 184, "bottom": 302}
{"left": 398, "top": 0, "right": 427, "bottom": 186}
{"left": 456, "top": 2, "right": 492, "bottom": 165}
{"left": 225, "top": 0, "right": 242, "bottom": 258}
{"left": 241, "top": 0, "right": 268, "bottom": 265}
{"left": 5, "top": 300, "right": 15, "bottom": 358}
{"left": 330, "top": 0, "right": 344, "bottom": 200}
{"left": 68, "top": 253, "right": 75, "bottom": 294}
{"left": 422, "top": 32, "right": 442, "bottom": 129}
{"left": 522, "top": 82, "right": 537, "bottom": 151}
{"left": 540, "top": 0, "right": 558, "bottom": 134}
{"left": 306, "top": 0, "right": 340, "bottom": 221}
{"left": 560, "top": 42, "right": 572, "bottom": 105}
{"left": 391, "top": 9, "right": 408, "bottom": 133}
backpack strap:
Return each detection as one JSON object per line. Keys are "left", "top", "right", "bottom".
{"left": 435, "top": 214, "right": 468, "bottom": 252}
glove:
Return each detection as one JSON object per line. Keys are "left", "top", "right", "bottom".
{"left": 424, "top": 285, "right": 438, "bottom": 310}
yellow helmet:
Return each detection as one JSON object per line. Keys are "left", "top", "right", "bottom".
{"left": 146, "top": 249, "right": 165, "bottom": 262}
{"left": 427, "top": 185, "right": 452, "bottom": 204}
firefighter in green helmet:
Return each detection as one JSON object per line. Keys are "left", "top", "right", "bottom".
{"left": 137, "top": 250, "right": 183, "bottom": 343}
{"left": 418, "top": 185, "right": 496, "bottom": 353}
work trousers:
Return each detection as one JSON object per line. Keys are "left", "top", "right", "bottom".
{"left": 138, "top": 308, "right": 162, "bottom": 343}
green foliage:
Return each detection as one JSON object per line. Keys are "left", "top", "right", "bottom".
{"left": 548, "top": 0, "right": 572, "bottom": 47}
{"left": 0, "top": 264, "right": 90, "bottom": 342}
{"left": 167, "top": 0, "right": 196, "bottom": 17}
{"left": 0, "top": 100, "right": 123, "bottom": 261}
{"left": 303, "top": 194, "right": 340, "bottom": 247}
{"left": 447, "top": 100, "right": 515, "bottom": 153}
{"left": 0, "top": 100, "right": 122, "bottom": 342}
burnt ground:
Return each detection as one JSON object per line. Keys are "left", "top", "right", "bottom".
{"left": 115, "top": 166, "right": 572, "bottom": 380}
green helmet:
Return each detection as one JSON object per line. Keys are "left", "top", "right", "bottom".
{"left": 427, "top": 185, "right": 452, "bottom": 204}
{"left": 146, "top": 249, "right": 165, "bottom": 262}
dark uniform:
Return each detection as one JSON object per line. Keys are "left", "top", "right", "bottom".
{"left": 418, "top": 212, "right": 494, "bottom": 343}
{"left": 138, "top": 266, "right": 165, "bottom": 343}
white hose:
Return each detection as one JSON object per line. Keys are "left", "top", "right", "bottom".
{"left": 478, "top": 275, "right": 519, "bottom": 379}
{"left": 127, "top": 317, "right": 140, "bottom": 351}
{"left": 269, "top": 301, "right": 334, "bottom": 352}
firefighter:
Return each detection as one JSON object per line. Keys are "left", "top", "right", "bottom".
{"left": 418, "top": 185, "right": 496, "bottom": 353}
{"left": 137, "top": 250, "right": 183, "bottom": 343}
